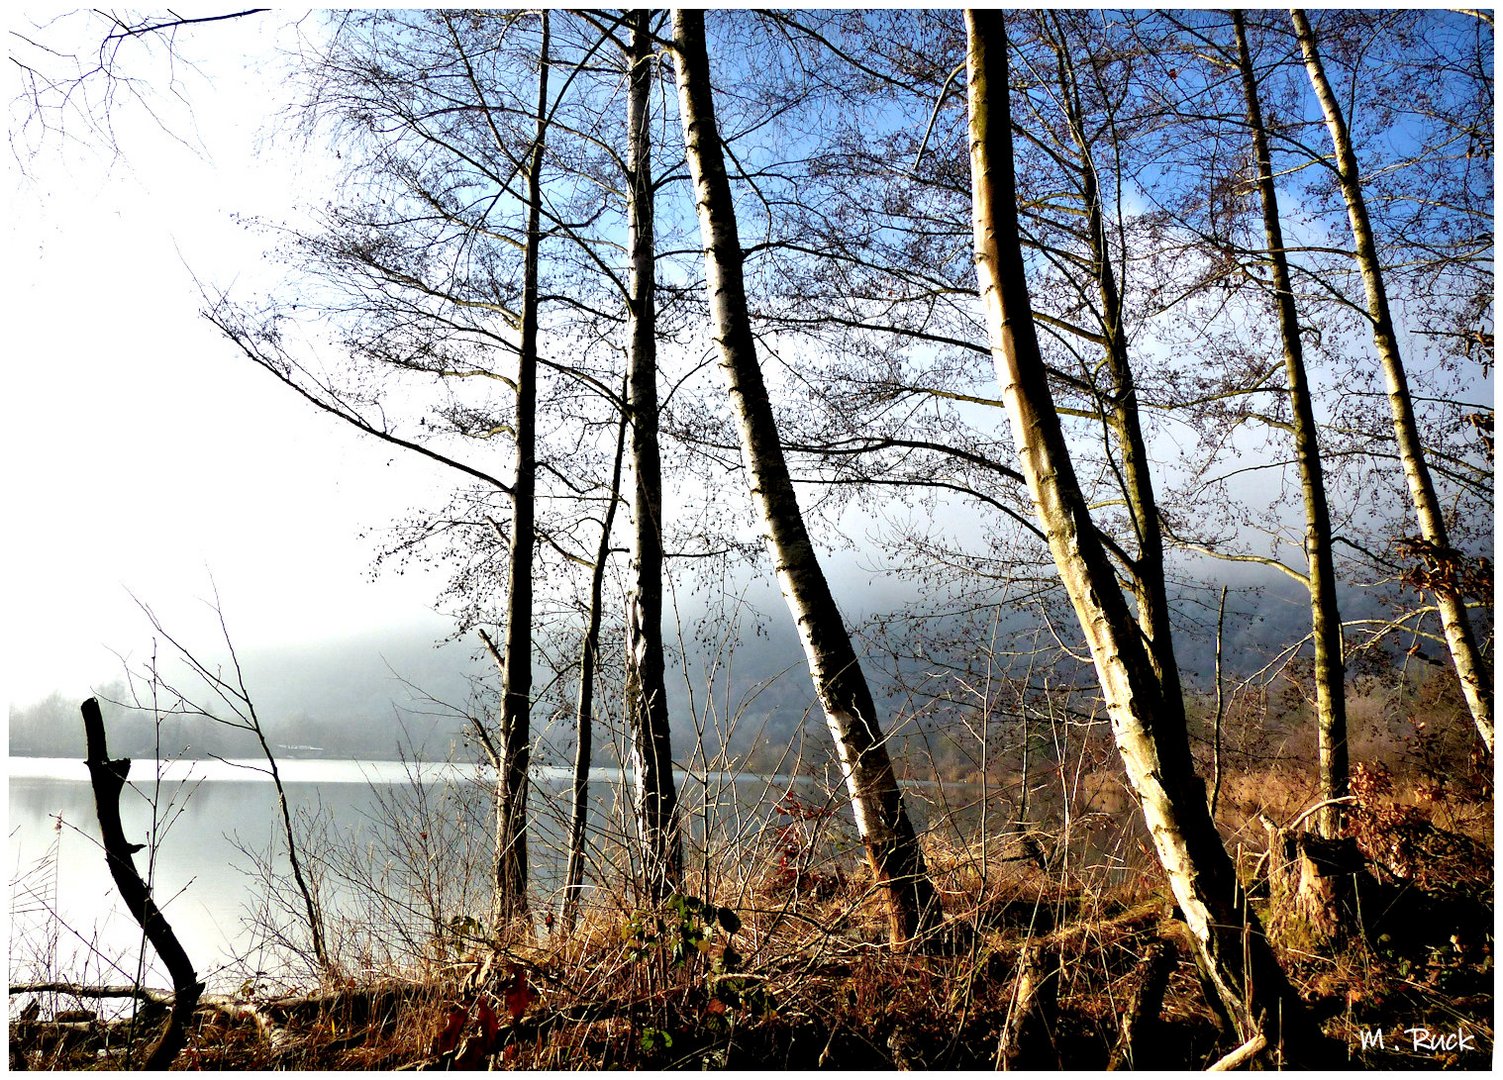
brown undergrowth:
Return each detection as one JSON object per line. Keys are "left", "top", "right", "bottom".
{"left": 10, "top": 677, "right": 1492, "bottom": 1070}
{"left": 10, "top": 784, "right": 1491, "bottom": 1072}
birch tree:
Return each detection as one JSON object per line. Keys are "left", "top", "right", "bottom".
{"left": 484, "top": 8, "right": 550, "bottom": 925}
{"left": 561, "top": 383, "right": 629, "bottom": 932}
{"left": 1292, "top": 7, "right": 1493, "bottom": 755}
{"left": 207, "top": 10, "right": 641, "bottom": 927}
{"left": 672, "top": 7, "right": 942, "bottom": 948}
{"left": 1231, "top": 10, "right": 1348, "bottom": 836}
{"left": 1036, "top": 10, "right": 1184, "bottom": 709}
{"left": 621, "top": 9, "right": 683, "bottom": 901}
{"left": 964, "top": 8, "right": 1327, "bottom": 1056}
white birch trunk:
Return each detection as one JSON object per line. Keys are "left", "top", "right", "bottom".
{"left": 1053, "top": 41, "right": 1185, "bottom": 716}
{"left": 672, "top": 7, "right": 940, "bottom": 947}
{"left": 965, "top": 9, "right": 1326, "bottom": 1055}
{"left": 1235, "top": 11, "right": 1349, "bottom": 837}
{"left": 624, "top": 8, "right": 683, "bottom": 902}
{"left": 1292, "top": 7, "right": 1493, "bottom": 754}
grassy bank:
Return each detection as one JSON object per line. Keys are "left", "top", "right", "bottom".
{"left": 9, "top": 751, "right": 1491, "bottom": 1070}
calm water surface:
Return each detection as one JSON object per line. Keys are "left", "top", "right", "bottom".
{"left": 8, "top": 756, "right": 865, "bottom": 991}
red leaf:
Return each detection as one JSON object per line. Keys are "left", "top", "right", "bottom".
{"left": 504, "top": 967, "right": 538, "bottom": 1020}
{"left": 449, "top": 995, "right": 504, "bottom": 1070}
{"left": 453, "top": 1034, "right": 486, "bottom": 1071}
{"left": 476, "top": 994, "right": 501, "bottom": 1045}
{"left": 431, "top": 1004, "right": 467, "bottom": 1057}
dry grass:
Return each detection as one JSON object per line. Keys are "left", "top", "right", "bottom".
{"left": 10, "top": 673, "right": 1493, "bottom": 1070}
{"left": 10, "top": 806, "right": 1490, "bottom": 1071}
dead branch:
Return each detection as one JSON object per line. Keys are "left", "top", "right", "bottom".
{"left": 1207, "top": 1031, "right": 1268, "bottom": 1071}
{"left": 80, "top": 697, "right": 203, "bottom": 1068}
{"left": 9, "top": 982, "right": 174, "bottom": 1005}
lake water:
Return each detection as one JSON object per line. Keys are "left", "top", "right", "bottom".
{"left": 8, "top": 755, "right": 885, "bottom": 992}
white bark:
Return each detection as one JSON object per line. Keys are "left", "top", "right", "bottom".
{"left": 965, "top": 9, "right": 1324, "bottom": 1054}
{"left": 624, "top": 7, "right": 682, "bottom": 902}
{"left": 672, "top": 7, "right": 940, "bottom": 946}
{"left": 1292, "top": 7, "right": 1492, "bottom": 754}
{"left": 1235, "top": 11, "right": 1349, "bottom": 836}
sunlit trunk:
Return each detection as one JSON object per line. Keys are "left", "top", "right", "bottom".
{"left": 1053, "top": 32, "right": 1184, "bottom": 714}
{"left": 965, "top": 9, "right": 1324, "bottom": 1055}
{"left": 1235, "top": 11, "right": 1348, "bottom": 836}
{"left": 672, "top": 7, "right": 941, "bottom": 947}
{"left": 1292, "top": 7, "right": 1492, "bottom": 755}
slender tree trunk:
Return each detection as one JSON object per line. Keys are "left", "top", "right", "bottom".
{"left": 1210, "top": 585, "right": 1228, "bottom": 820}
{"left": 561, "top": 382, "right": 630, "bottom": 934}
{"left": 493, "top": 11, "right": 551, "bottom": 927}
{"left": 249, "top": 721, "right": 331, "bottom": 973}
{"left": 672, "top": 7, "right": 941, "bottom": 948}
{"left": 625, "top": 9, "right": 683, "bottom": 903}
{"left": 1235, "top": 11, "right": 1349, "bottom": 836}
{"left": 1292, "top": 7, "right": 1492, "bottom": 755}
{"left": 1052, "top": 30, "right": 1184, "bottom": 715}
{"left": 965, "top": 10, "right": 1326, "bottom": 1056}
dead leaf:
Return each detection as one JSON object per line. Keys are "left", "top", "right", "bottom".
{"left": 431, "top": 1004, "right": 466, "bottom": 1057}
{"left": 504, "top": 967, "right": 538, "bottom": 1021}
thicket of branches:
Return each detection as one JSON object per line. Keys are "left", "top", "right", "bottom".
{"left": 8, "top": 7, "right": 1493, "bottom": 1071}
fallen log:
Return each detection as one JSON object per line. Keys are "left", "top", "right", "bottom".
{"left": 7, "top": 978, "right": 437, "bottom": 1034}
{"left": 9, "top": 982, "right": 175, "bottom": 1005}
{"left": 1208, "top": 1031, "right": 1268, "bottom": 1071}
{"left": 1107, "top": 938, "right": 1176, "bottom": 1070}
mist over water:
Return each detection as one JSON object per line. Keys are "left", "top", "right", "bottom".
{"left": 4, "top": 559, "right": 1446, "bottom": 992}
{"left": 8, "top": 756, "right": 899, "bottom": 992}
{"left": 9, "top": 558, "right": 1400, "bottom": 769}
{"left": 10, "top": 759, "right": 464, "bottom": 992}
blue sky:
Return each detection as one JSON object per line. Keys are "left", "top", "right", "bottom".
{"left": 5, "top": 8, "right": 1491, "bottom": 709}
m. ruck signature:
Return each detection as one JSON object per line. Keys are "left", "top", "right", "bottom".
{"left": 1357, "top": 1024, "right": 1481, "bottom": 1057}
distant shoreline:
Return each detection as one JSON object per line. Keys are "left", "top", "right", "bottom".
{"left": 6, "top": 747, "right": 419, "bottom": 763}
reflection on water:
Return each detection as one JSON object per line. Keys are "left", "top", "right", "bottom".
{"left": 7, "top": 757, "right": 860, "bottom": 991}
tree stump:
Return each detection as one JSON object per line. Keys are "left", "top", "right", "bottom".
{"left": 1260, "top": 816, "right": 1364, "bottom": 951}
